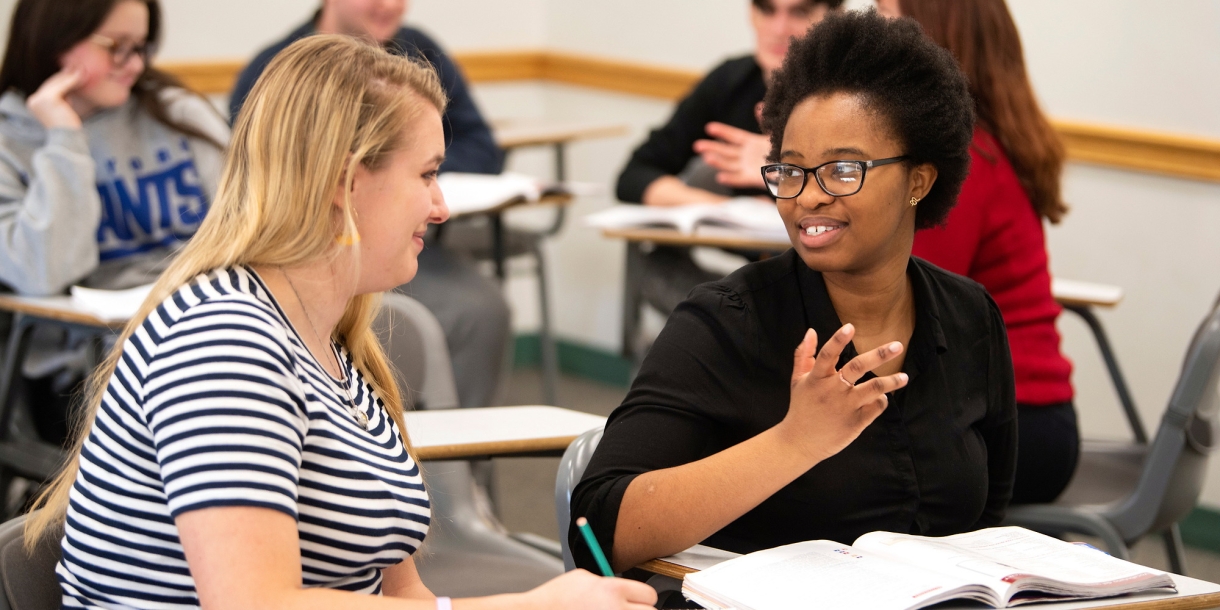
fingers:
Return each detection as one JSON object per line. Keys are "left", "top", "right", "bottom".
{"left": 856, "top": 393, "right": 889, "bottom": 428}
{"left": 40, "top": 68, "right": 84, "bottom": 97}
{"left": 809, "top": 323, "right": 854, "bottom": 378}
{"left": 791, "top": 328, "right": 817, "bottom": 388}
{"left": 839, "top": 341, "right": 904, "bottom": 385}
{"left": 611, "top": 578, "right": 660, "bottom": 605}
{"left": 704, "top": 121, "right": 753, "bottom": 143}
{"left": 859, "top": 372, "right": 909, "bottom": 400}
{"left": 693, "top": 139, "right": 741, "bottom": 170}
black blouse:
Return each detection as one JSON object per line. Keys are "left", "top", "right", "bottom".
{"left": 570, "top": 251, "right": 1016, "bottom": 571}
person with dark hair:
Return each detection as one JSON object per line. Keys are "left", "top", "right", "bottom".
{"left": 0, "top": 0, "right": 228, "bottom": 296}
{"left": 616, "top": 0, "right": 843, "bottom": 318}
{"left": 0, "top": 0, "right": 229, "bottom": 442}
{"left": 877, "top": 0, "right": 1078, "bottom": 505}
{"left": 230, "top": 0, "right": 510, "bottom": 410}
{"left": 572, "top": 9, "right": 1015, "bottom": 577}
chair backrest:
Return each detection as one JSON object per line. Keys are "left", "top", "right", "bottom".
{"left": 0, "top": 512, "right": 61, "bottom": 610}
{"left": 555, "top": 427, "right": 604, "bottom": 571}
{"left": 373, "top": 292, "right": 460, "bottom": 412}
{"left": 1107, "top": 296, "right": 1220, "bottom": 541}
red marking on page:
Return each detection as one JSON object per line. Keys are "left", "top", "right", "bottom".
{"left": 912, "top": 586, "right": 943, "bottom": 598}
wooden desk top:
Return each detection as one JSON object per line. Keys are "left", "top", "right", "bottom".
{"left": 637, "top": 557, "right": 1220, "bottom": 609}
{"left": 405, "top": 405, "right": 605, "bottom": 461}
{"left": 600, "top": 227, "right": 1124, "bottom": 309}
{"left": 494, "top": 122, "right": 629, "bottom": 150}
{"left": 0, "top": 294, "right": 121, "bottom": 328}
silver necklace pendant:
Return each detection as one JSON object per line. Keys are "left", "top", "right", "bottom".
{"left": 354, "top": 407, "right": 370, "bottom": 429}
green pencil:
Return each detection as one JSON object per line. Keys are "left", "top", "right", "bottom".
{"left": 575, "top": 517, "right": 614, "bottom": 577}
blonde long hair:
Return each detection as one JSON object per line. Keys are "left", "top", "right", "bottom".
{"left": 25, "top": 34, "right": 447, "bottom": 545}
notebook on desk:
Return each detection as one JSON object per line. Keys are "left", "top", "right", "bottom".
{"left": 584, "top": 198, "right": 788, "bottom": 243}
{"left": 439, "top": 171, "right": 566, "bottom": 216}
{"left": 69, "top": 284, "right": 154, "bottom": 323}
{"left": 680, "top": 527, "right": 1175, "bottom": 610}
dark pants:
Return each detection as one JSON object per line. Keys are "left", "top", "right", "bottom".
{"left": 1012, "top": 401, "right": 1080, "bottom": 504}
{"left": 640, "top": 246, "right": 722, "bottom": 317}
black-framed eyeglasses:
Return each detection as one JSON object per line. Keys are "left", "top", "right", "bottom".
{"left": 761, "top": 156, "right": 909, "bottom": 199}
{"left": 90, "top": 34, "right": 151, "bottom": 67}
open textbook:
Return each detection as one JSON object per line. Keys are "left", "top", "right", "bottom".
{"left": 584, "top": 198, "right": 789, "bottom": 243}
{"left": 681, "top": 527, "right": 1174, "bottom": 610}
{"left": 438, "top": 171, "right": 567, "bottom": 216}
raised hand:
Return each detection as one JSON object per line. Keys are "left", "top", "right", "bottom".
{"left": 693, "top": 121, "right": 772, "bottom": 189}
{"left": 779, "top": 324, "right": 908, "bottom": 462}
{"left": 26, "top": 68, "right": 85, "bottom": 129}
{"left": 522, "top": 569, "right": 658, "bottom": 610}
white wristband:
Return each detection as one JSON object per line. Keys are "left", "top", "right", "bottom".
{"left": 436, "top": 596, "right": 453, "bottom": 610}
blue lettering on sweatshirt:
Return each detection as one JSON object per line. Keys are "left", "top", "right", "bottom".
{"left": 95, "top": 145, "right": 209, "bottom": 262}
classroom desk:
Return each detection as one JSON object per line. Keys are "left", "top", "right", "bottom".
{"left": 638, "top": 553, "right": 1220, "bottom": 610}
{"left": 0, "top": 294, "right": 116, "bottom": 485}
{"left": 406, "top": 405, "right": 605, "bottom": 461}
{"left": 448, "top": 191, "right": 573, "bottom": 280}
{"left": 476, "top": 120, "right": 628, "bottom": 280}
{"left": 0, "top": 296, "right": 606, "bottom": 494}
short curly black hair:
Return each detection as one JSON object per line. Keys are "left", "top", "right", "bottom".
{"left": 761, "top": 9, "right": 974, "bottom": 229}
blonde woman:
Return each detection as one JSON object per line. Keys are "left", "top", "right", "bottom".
{"left": 24, "top": 35, "right": 655, "bottom": 610}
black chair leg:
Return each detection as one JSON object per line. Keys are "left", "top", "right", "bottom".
{"left": 1164, "top": 524, "right": 1188, "bottom": 576}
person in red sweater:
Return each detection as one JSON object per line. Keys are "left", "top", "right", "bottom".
{"left": 877, "top": 0, "right": 1077, "bottom": 503}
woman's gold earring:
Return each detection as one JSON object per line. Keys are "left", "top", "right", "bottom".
{"left": 910, "top": 197, "right": 920, "bottom": 207}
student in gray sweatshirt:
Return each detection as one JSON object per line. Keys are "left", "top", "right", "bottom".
{"left": 0, "top": 0, "right": 229, "bottom": 442}
{"left": 0, "top": 0, "right": 229, "bottom": 297}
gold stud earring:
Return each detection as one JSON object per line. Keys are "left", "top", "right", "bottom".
{"left": 910, "top": 197, "right": 920, "bottom": 207}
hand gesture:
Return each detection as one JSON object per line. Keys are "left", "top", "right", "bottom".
{"left": 26, "top": 68, "right": 84, "bottom": 129}
{"left": 780, "top": 324, "right": 909, "bottom": 462}
{"left": 693, "top": 121, "right": 772, "bottom": 189}
{"left": 523, "top": 569, "right": 658, "bottom": 610}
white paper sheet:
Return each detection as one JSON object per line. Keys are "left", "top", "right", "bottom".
{"left": 439, "top": 172, "right": 542, "bottom": 216}
{"left": 69, "top": 283, "right": 155, "bottom": 323}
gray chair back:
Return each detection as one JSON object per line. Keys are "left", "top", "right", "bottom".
{"left": 374, "top": 292, "right": 562, "bottom": 595}
{"left": 555, "top": 427, "right": 604, "bottom": 571}
{"left": 1107, "top": 297, "right": 1220, "bottom": 541}
{"left": 0, "top": 512, "right": 61, "bottom": 610}
{"left": 374, "top": 292, "right": 459, "bottom": 412}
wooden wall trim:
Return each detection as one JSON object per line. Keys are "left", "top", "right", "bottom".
{"left": 157, "top": 60, "right": 245, "bottom": 96}
{"left": 159, "top": 52, "right": 1220, "bottom": 184}
{"left": 1052, "top": 121, "right": 1220, "bottom": 183}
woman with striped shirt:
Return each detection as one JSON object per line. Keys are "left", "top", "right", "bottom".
{"left": 24, "top": 35, "right": 655, "bottom": 610}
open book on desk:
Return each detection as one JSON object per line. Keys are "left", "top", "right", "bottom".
{"left": 438, "top": 171, "right": 566, "bottom": 217}
{"left": 585, "top": 199, "right": 788, "bottom": 243}
{"left": 681, "top": 527, "right": 1174, "bottom": 610}
{"left": 69, "top": 283, "right": 155, "bottom": 323}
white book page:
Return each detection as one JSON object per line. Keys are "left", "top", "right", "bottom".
{"left": 438, "top": 172, "right": 541, "bottom": 216}
{"left": 696, "top": 198, "right": 789, "bottom": 241}
{"left": 683, "top": 540, "right": 986, "bottom": 610}
{"left": 854, "top": 528, "right": 1169, "bottom": 601}
{"left": 70, "top": 283, "right": 155, "bottom": 322}
{"left": 937, "top": 528, "right": 1168, "bottom": 586}
{"left": 584, "top": 203, "right": 721, "bottom": 233}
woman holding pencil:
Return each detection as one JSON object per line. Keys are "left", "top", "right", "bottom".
{"left": 24, "top": 35, "right": 655, "bottom": 610}
{"left": 572, "top": 10, "right": 1016, "bottom": 575}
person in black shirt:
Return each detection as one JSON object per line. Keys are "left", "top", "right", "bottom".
{"left": 617, "top": 0, "right": 844, "bottom": 317}
{"left": 572, "top": 10, "right": 1015, "bottom": 574}
{"left": 229, "top": 1, "right": 511, "bottom": 410}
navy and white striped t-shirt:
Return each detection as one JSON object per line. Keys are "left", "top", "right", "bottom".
{"left": 58, "top": 266, "right": 430, "bottom": 608}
